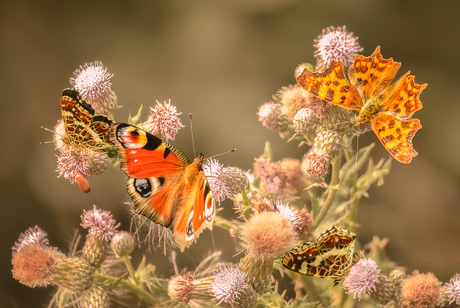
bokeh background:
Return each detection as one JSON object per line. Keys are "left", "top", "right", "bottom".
{"left": 2, "top": 0, "right": 460, "bottom": 307}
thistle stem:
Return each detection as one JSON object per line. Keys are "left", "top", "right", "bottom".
{"left": 314, "top": 155, "right": 341, "bottom": 228}
{"left": 299, "top": 275, "right": 329, "bottom": 307}
{"left": 122, "top": 256, "right": 140, "bottom": 286}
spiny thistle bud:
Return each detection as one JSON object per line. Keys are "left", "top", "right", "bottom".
{"left": 82, "top": 234, "right": 109, "bottom": 267}
{"left": 369, "top": 275, "right": 396, "bottom": 305}
{"left": 319, "top": 104, "right": 354, "bottom": 132}
{"left": 313, "top": 128, "right": 343, "bottom": 157}
{"left": 301, "top": 150, "right": 331, "bottom": 178}
{"left": 204, "top": 159, "right": 247, "bottom": 203}
{"left": 389, "top": 268, "right": 407, "bottom": 285}
{"left": 400, "top": 271, "right": 441, "bottom": 308}
{"left": 257, "top": 102, "right": 289, "bottom": 133}
{"left": 293, "top": 107, "right": 317, "bottom": 135}
{"left": 239, "top": 211, "right": 297, "bottom": 293}
{"left": 70, "top": 61, "right": 118, "bottom": 115}
{"left": 86, "top": 151, "right": 109, "bottom": 177}
{"left": 168, "top": 272, "right": 214, "bottom": 302}
{"left": 279, "top": 85, "right": 326, "bottom": 121}
{"left": 50, "top": 257, "right": 95, "bottom": 292}
{"left": 211, "top": 264, "right": 258, "bottom": 308}
{"left": 139, "top": 100, "right": 184, "bottom": 141}
{"left": 313, "top": 25, "right": 363, "bottom": 70}
{"left": 81, "top": 285, "right": 109, "bottom": 308}
{"left": 343, "top": 258, "right": 381, "bottom": 301}
{"left": 111, "top": 231, "right": 135, "bottom": 258}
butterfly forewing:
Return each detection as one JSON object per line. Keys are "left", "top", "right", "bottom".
{"left": 295, "top": 62, "right": 362, "bottom": 112}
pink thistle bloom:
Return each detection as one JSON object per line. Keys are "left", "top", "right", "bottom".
{"left": 80, "top": 205, "right": 120, "bottom": 242}
{"left": 273, "top": 200, "right": 302, "bottom": 229}
{"left": 56, "top": 150, "right": 92, "bottom": 183}
{"left": 314, "top": 25, "right": 363, "bottom": 68}
{"left": 343, "top": 258, "right": 380, "bottom": 300}
{"left": 446, "top": 273, "right": 460, "bottom": 305}
{"left": 141, "top": 100, "right": 184, "bottom": 141}
{"left": 12, "top": 226, "right": 49, "bottom": 255}
{"left": 70, "top": 61, "right": 117, "bottom": 114}
{"left": 203, "top": 159, "right": 246, "bottom": 203}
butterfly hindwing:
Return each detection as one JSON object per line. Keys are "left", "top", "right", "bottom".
{"left": 110, "top": 123, "right": 215, "bottom": 251}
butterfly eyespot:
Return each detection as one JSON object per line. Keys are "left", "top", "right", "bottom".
{"left": 133, "top": 178, "right": 152, "bottom": 197}
{"left": 186, "top": 210, "right": 194, "bottom": 237}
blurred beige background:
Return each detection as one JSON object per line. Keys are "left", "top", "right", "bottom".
{"left": 2, "top": 0, "right": 460, "bottom": 307}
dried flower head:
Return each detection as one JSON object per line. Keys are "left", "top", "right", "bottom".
{"left": 301, "top": 150, "right": 331, "bottom": 178}
{"left": 343, "top": 258, "right": 380, "bottom": 300}
{"left": 253, "top": 158, "right": 286, "bottom": 195}
{"left": 257, "top": 102, "right": 289, "bottom": 133}
{"left": 296, "top": 208, "right": 313, "bottom": 236}
{"left": 168, "top": 273, "right": 195, "bottom": 302}
{"left": 12, "top": 245, "right": 57, "bottom": 287}
{"left": 204, "top": 159, "right": 247, "bottom": 203}
{"left": 400, "top": 271, "right": 441, "bottom": 308}
{"left": 314, "top": 25, "right": 363, "bottom": 70}
{"left": 70, "top": 61, "right": 117, "bottom": 114}
{"left": 80, "top": 205, "right": 120, "bottom": 242}
{"left": 445, "top": 273, "right": 460, "bottom": 305}
{"left": 279, "top": 85, "right": 325, "bottom": 121}
{"left": 273, "top": 201, "right": 302, "bottom": 229}
{"left": 12, "top": 226, "right": 49, "bottom": 255}
{"left": 211, "top": 264, "right": 258, "bottom": 308}
{"left": 280, "top": 158, "right": 305, "bottom": 190}
{"left": 140, "top": 100, "right": 184, "bottom": 141}
{"left": 240, "top": 211, "right": 297, "bottom": 260}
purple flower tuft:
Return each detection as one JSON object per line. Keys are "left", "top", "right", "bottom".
{"left": 12, "top": 226, "right": 49, "bottom": 255}
{"left": 141, "top": 100, "right": 184, "bottom": 141}
{"left": 80, "top": 205, "right": 120, "bottom": 242}
{"left": 343, "top": 258, "right": 380, "bottom": 300}
{"left": 446, "top": 273, "right": 460, "bottom": 305}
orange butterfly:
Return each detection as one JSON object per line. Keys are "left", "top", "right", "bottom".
{"left": 296, "top": 46, "right": 427, "bottom": 164}
{"left": 110, "top": 123, "right": 215, "bottom": 251}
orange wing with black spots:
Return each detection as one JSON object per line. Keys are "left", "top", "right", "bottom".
{"left": 348, "top": 46, "right": 401, "bottom": 99}
{"left": 371, "top": 114, "right": 422, "bottom": 164}
{"left": 295, "top": 62, "right": 362, "bottom": 112}
{"left": 111, "top": 123, "right": 215, "bottom": 252}
{"left": 295, "top": 46, "right": 427, "bottom": 164}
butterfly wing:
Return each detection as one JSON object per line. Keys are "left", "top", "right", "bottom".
{"left": 172, "top": 158, "right": 215, "bottom": 251}
{"left": 282, "top": 242, "right": 321, "bottom": 275}
{"left": 348, "top": 46, "right": 402, "bottom": 100}
{"left": 370, "top": 113, "right": 422, "bottom": 164}
{"left": 295, "top": 61, "right": 362, "bottom": 112}
{"left": 60, "top": 89, "right": 112, "bottom": 152}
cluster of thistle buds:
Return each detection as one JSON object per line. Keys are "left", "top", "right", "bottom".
{"left": 11, "top": 205, "right": 132, "bottom": 307}
{"left": 257, "top": 26, "right": 368, "bottom": 179}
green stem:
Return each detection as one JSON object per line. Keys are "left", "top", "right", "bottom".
{"left": 314, "top": 155, "right": 341, "bottom": 228}
{"left": 299, "top": 275, "right": 329, "bottom": 307}
{"left": 98, "top": 273, "right": 160, "bottom": 306}
{"left": 122, "top": 256, "right": 140, "bottom": 286}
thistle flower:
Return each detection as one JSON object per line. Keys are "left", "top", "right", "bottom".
{"left": 168, "top": 272, "right": 214, "bottom": 302}
{"left": 313, "top": 25, "right": 363, "bottom": 70}
{"left": 400, "top": 271, "right": 441, "bottom": 308}
{"left": 301, "top": 150, "right": 331, "bottom": 178}
{"left": 445, "top": 273, "right": 460, "bottom": 306}
{"left": 253, "top": 158, "right": 285, "bottom": 195}
{"left": 70, "top": 61, "right": 117, "bottom": 114}
{"left": 293, "top": 107, "right": 317, "bottom": 135}
{"left": 80, "top": 205, "right": 120, "bottom": 242}
{"left": 257, "top": 102, "right": 289, "bottom": 134}
{"left": 56, "top": 150, "right": 92, "bottom": 183}
{"left": 111, "top": 231, "right": 135, "bottom": 258}
{"left": 280, "top": 157, "right": 305, "bottom": 190}
{"left": 343, "top": 258, "right": 381, "bottom": 300}
{"left": 278, "top": 85, "right": 327, "bottom": 121}
{"left": 211, "top": 264, "right": 258, "bottom": 308}
{"left": 49, "top": 256, "right": 95, "bottom": 292}
{"left": 139, "top": 100, "right": 184, "bottom": 141}
{"left": 239, "top": 211, "right": 297, "bottom": 293}
{"left": 273, "top": 200, "right": 302, "bottom": 229}
{"left": 204, "top": 159, "right": 247, "bottom": 203}
{"left": 12, "top": 225, "right": 49, "bottom": 255}
{"left": 12, "top": 244, "right": 58, "bottom": 287}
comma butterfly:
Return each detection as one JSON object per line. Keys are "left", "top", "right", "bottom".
{"left": 282, "top": 226, "right": 361, "bottom": 282}
{"left": 295, "top": 46, "right": 427, "bottom": 164}
{"left": 60, "top": 88, "right": 113, "bottom": 153}
{"left": 110, "top": 123, "right": 215, "bottom": 252}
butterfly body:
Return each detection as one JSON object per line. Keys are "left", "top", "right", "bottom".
{"left": 296, "top": 46, "right": 426, "bottom": 164}
{"left": 111, "top": 123, "right": 215, "bottom": 251}
{"left": 60, "top": 88, "right": 113, "bottom": 152}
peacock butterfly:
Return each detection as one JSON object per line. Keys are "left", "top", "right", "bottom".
{"left": 110, "top": 123, "right": 215, "bottom": 251}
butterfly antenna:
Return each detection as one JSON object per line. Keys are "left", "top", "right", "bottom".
{"left": 189, "top": 113, "right": 197, "bottom": 158}
{"left": 207, "top": 148, "right": 236, "bottom": 159}
{"left": 40, "top": 126, "right": 58, "bottom": 145}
